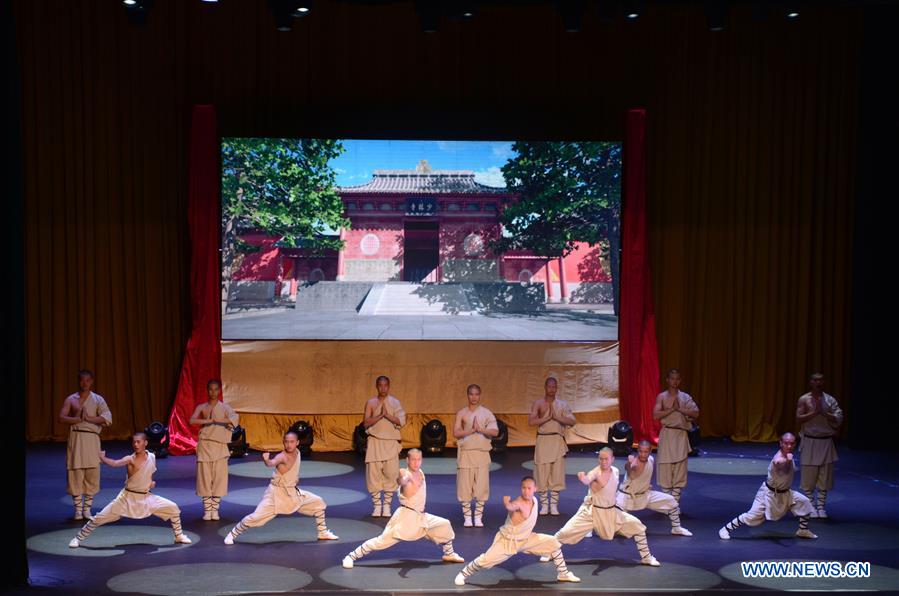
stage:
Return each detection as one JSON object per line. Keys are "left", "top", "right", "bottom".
{"left": 23, "top": 439, "right": 899, "bottom": 594}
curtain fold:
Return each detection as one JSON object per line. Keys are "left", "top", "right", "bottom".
{"left": 167, "top": 105, "right": 221, "bottom": 455}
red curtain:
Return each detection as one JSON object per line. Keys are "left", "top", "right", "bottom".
{"left": 620, "top": 109, "right": 660, "bottom": 444}
{"left": 167, "top": 105, "right": 222, "bottom": 455}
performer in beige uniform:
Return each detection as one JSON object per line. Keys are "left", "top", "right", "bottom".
{"left": 652, "top": 369, "right": 699, "bottom": 504}
{"left": 455, "top": 476, "right": 581, "bottom": 586}
{"left": 190, "top": 379, "right": 239, "bottom": 521}
{"left": 454, "top": 384, "right": 498, "bottom": 527}
{"left": 224, "top": 431, "right": 338, "bottom": 544}
{"left": 541, "top": 447, "right": 660, "bottom": 566}
{"left": 528, "top": 377, "right": 576, "bottom": 515}
{"left": 69, "top": 433, "right": 191, "bottom": 547}
{"left": 58, "top": 370, "right": 113, "bottom": 520}
{"left": 795, "top": 373, "right": 843, "bottom": 518}
{"left": 719, "top": 433, "right": 817, "bottom": 540}
{"left": 342, "top": 449, "right": 464, "bottom": 568}
{"left": 617, "top": 440, "right": 692, "bottom": 536}
{"left": 363, "top": 375, "right": 406, "bottom": 517}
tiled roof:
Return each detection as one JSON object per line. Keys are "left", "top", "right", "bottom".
{"left": 340, "top": 169, "right": 506, "bottom": 195}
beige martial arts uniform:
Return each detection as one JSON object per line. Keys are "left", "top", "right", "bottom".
{"left": 66, "top": 392, "right": 112, "bottom": 497}
{"left": 534, "top": 399, "right": 573, "bottom": 510}
{"left": 195, "top": 401, "right": 239, "bottom": 497}
{"left": 365, "top": 396, "right": 406, "bottom": 510}
{"left": 616, "top": 455, "right": 685, "bottom": 531}
{"left": 555, "top": 466, "right": 648, "bottom": 544}
{"left": 656, "top": 390, "right": 697, "bottom": 497}
{"left": 798, "top": 392, "right": 842, "bottom": 512}
{"left": 720, "top": 452, "right": 815, "bottom": 537}
{"left": 456, "top": 405, "right": 497, "bottom": 521}
{"left": 457, "top": 496, "right": 576, "bottom": 582}
{"left": 227, "top": 451, "right": 332, "bottom": 541}
{"left": 72, "top": 452, "right": 188, "bottom": 545}
{"left": 346, "top": 470, "right": 458, "bottom": 561}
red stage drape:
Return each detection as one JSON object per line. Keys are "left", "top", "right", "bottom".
{"left": 167, "top": 105, "right": 222, "bottom": 455}
{"left": 620, "top": 109, "right": 660, "bottom": 444}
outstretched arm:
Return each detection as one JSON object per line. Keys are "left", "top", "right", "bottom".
{"left": 99, "top": 451, "right": 131, "bottom": 468}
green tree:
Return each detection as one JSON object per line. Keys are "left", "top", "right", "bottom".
{"left": 221, "top": 138, "right": 348, "bottom": 304}
{"left": 494, "top": 141, "right": 621, "bottom": 313}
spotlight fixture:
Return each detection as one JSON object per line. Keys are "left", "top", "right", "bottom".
{"left": 607, "top": 420, "right": 634, "bottom": 457}
{"left": 415, "top": 0, "right": 440, "bottom": 33}
{"left": 705, "top": 0, "right": 728, "bottom": 32}
{"left": 353, "top": 423, "right": 368, "bottom": 456}
{"left": 558, "top": 0, "right": 586, "bottom": 33}
{"left": 229, "top": 425, "right": 248, "bottom": 458}
{"left": 785, "top": 4, "right": 799, "bottom": 19}
{"left": 623, "top": 0, "right": 642, "bottom": 20}
{"left": 122, "top": 0, "right": 137, "bottom": 5}
{"left": 289, "top": 419, "right": 315, "bottom": 455}
{"left": 490, "top": 418, "right": 509, "bottom": 455}
{"left": 688, "top": 423, "right": 702, "bottom": 457}
{"left": 144, "top": 421, "right": 170, "bottom": 458}
{"left": 292, "top": 0, "right": 312, "bottom": 18}
{"left": 420, "top": 419, "right": 447, "bottom": 455}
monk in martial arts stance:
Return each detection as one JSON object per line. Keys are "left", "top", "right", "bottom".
{"left": 617, "top": 440, "right": 693, "bottom": 536}
{"left": 224, "top": 430, "right": 338, "bottom": 544}
{"left": 540, "top": 447, "right": 660, "bottom": 567}
{"left": 718, "top": 432, "right": 817, "bottom": 540}
{"left": 653, "top": 370, "right": 699, "bottom": 505}
{"left": 796, "top": 372, "right": 843, "bottom": 518}
{"left": 455, "top": 476, "right": 581, "bottom": 586}
{"left": 59, "top": 369, "right": 113, "bottom": 520}
{"left": 454, "top": 383, "right": 498, "bottom": 527}
{"left": 528, "top": 377, "right": 577, "bottom": 515}
{"left": 342, "top": 449, "right": 464, "bottom": 569}
{"left": 190, "top": 379, "right": 239, "bottom": 521}
{"left": 69, "top": 433, "right": 191, "bottom": 547}
{"left": 363, "top": 375, "right": 406, "bottom": 517}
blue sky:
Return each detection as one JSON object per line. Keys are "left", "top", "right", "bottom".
{"left": 330, "top": 140, "right": 515, "bottom": 188}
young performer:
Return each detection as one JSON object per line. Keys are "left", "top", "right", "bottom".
{"left": 342, "top": 449, "right": 464, "bottom": 568}
{"left": 69, "top": 433, "right": 191, "bottom": 547}
{"left": 224, "top": 431, "right": 338, "bottom": 544}
{"left": 718, "top": 432, "right": 817, "bottom": 540}
{"left": 454, "top": 476, "right": 581, "bottom": 586}
{"left": 190, "top": 379, "right": 239, "bottom": 521}
{"left": 617, "top": 440, "right": 693, "bottom": 536}
{"left": 454, "top": 383, "right": 498, "bottom": 527}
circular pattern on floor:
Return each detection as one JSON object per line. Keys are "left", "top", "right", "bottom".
{"left": 222, "top": 485, "right": 367, "bottom": 508}
{"left": 27, "top": 525, "right": 200, "bottom": 558}
{"left": 719, "top": 559, "right": 899, "bottom": 591}
{"left": 399, "top": 459, "right": 502, "bottom": 475}
{"left": 686, "top": 457, "right": 771, "bottom": 476}
{"left": 320, "top": 558, "right": 513, "bottom": 592}
{"left": 229, "top": 460, "right": 355, "bottom": 479}
{"left": 57, "top": 487, "right": 199, "bottom": 511}
{"left": 698, "top": 483, "right": 847, "bottom": 505}
{"left": 522, "top": 457, "right": 625, "bottom": 475}
{"left": 516, "top": 559, "right": 722, "bottom": 591}
{"left": 107, "top": 563, "right": 312, "bottom": 595}
{"left": 736, "top": 522, "right": 899, "bottom": 551}
{"left": 215, "top": 516, "right": 383, "bottom": 545}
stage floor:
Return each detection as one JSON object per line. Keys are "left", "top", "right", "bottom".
{"left": 23, "top": 439, "right": 899, "bottom": 594}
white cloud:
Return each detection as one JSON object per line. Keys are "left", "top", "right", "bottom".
{"left": 474, "top": 166, "right": 506, "bottom": 188}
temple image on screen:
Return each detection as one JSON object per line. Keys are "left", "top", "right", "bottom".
{"left": 222, "top": 139, "right": 620, "bottom": 341}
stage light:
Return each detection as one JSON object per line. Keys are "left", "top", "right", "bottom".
{"left": 292, "top": 1, "right": 312, "bottom": 17}
{"left": 229, "top": 425, "right": 248, "bottom": 458}
{"left": 289, "top": 420, "right": 314, "bottom": 455}
{"left": 705, "top": 1, "right": 727, "bottom": 32}
{"left": 558, "top": 0, "right": 586, "bottom": 33}
{"left": 490, "top": 418, "right": 509, "bottom": 455}
{"left": 123, "top": 0, "right": 136, "bottom": 5}
{"left": 786, "top": 5, "right": 799, "bottom": 19}
{"left": 624, "top": 0, "right": 642, "bottom": 20}
{"left": 416, "top": 0, "right": 440, "bottom": 33}
{"left": 420, "top": 419, "right": 447, "bottom": 455}
{"left": 607, "top": 420, "right": 634, "bottom": 457}
{"left": 144, "top": 421, "right": 169, "bottom": 458}
{"left": 353, "top": 423, "right": 368, "bottom": 456}
{"left": 688, "top": 423, "right": 702, "bottom": 457}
